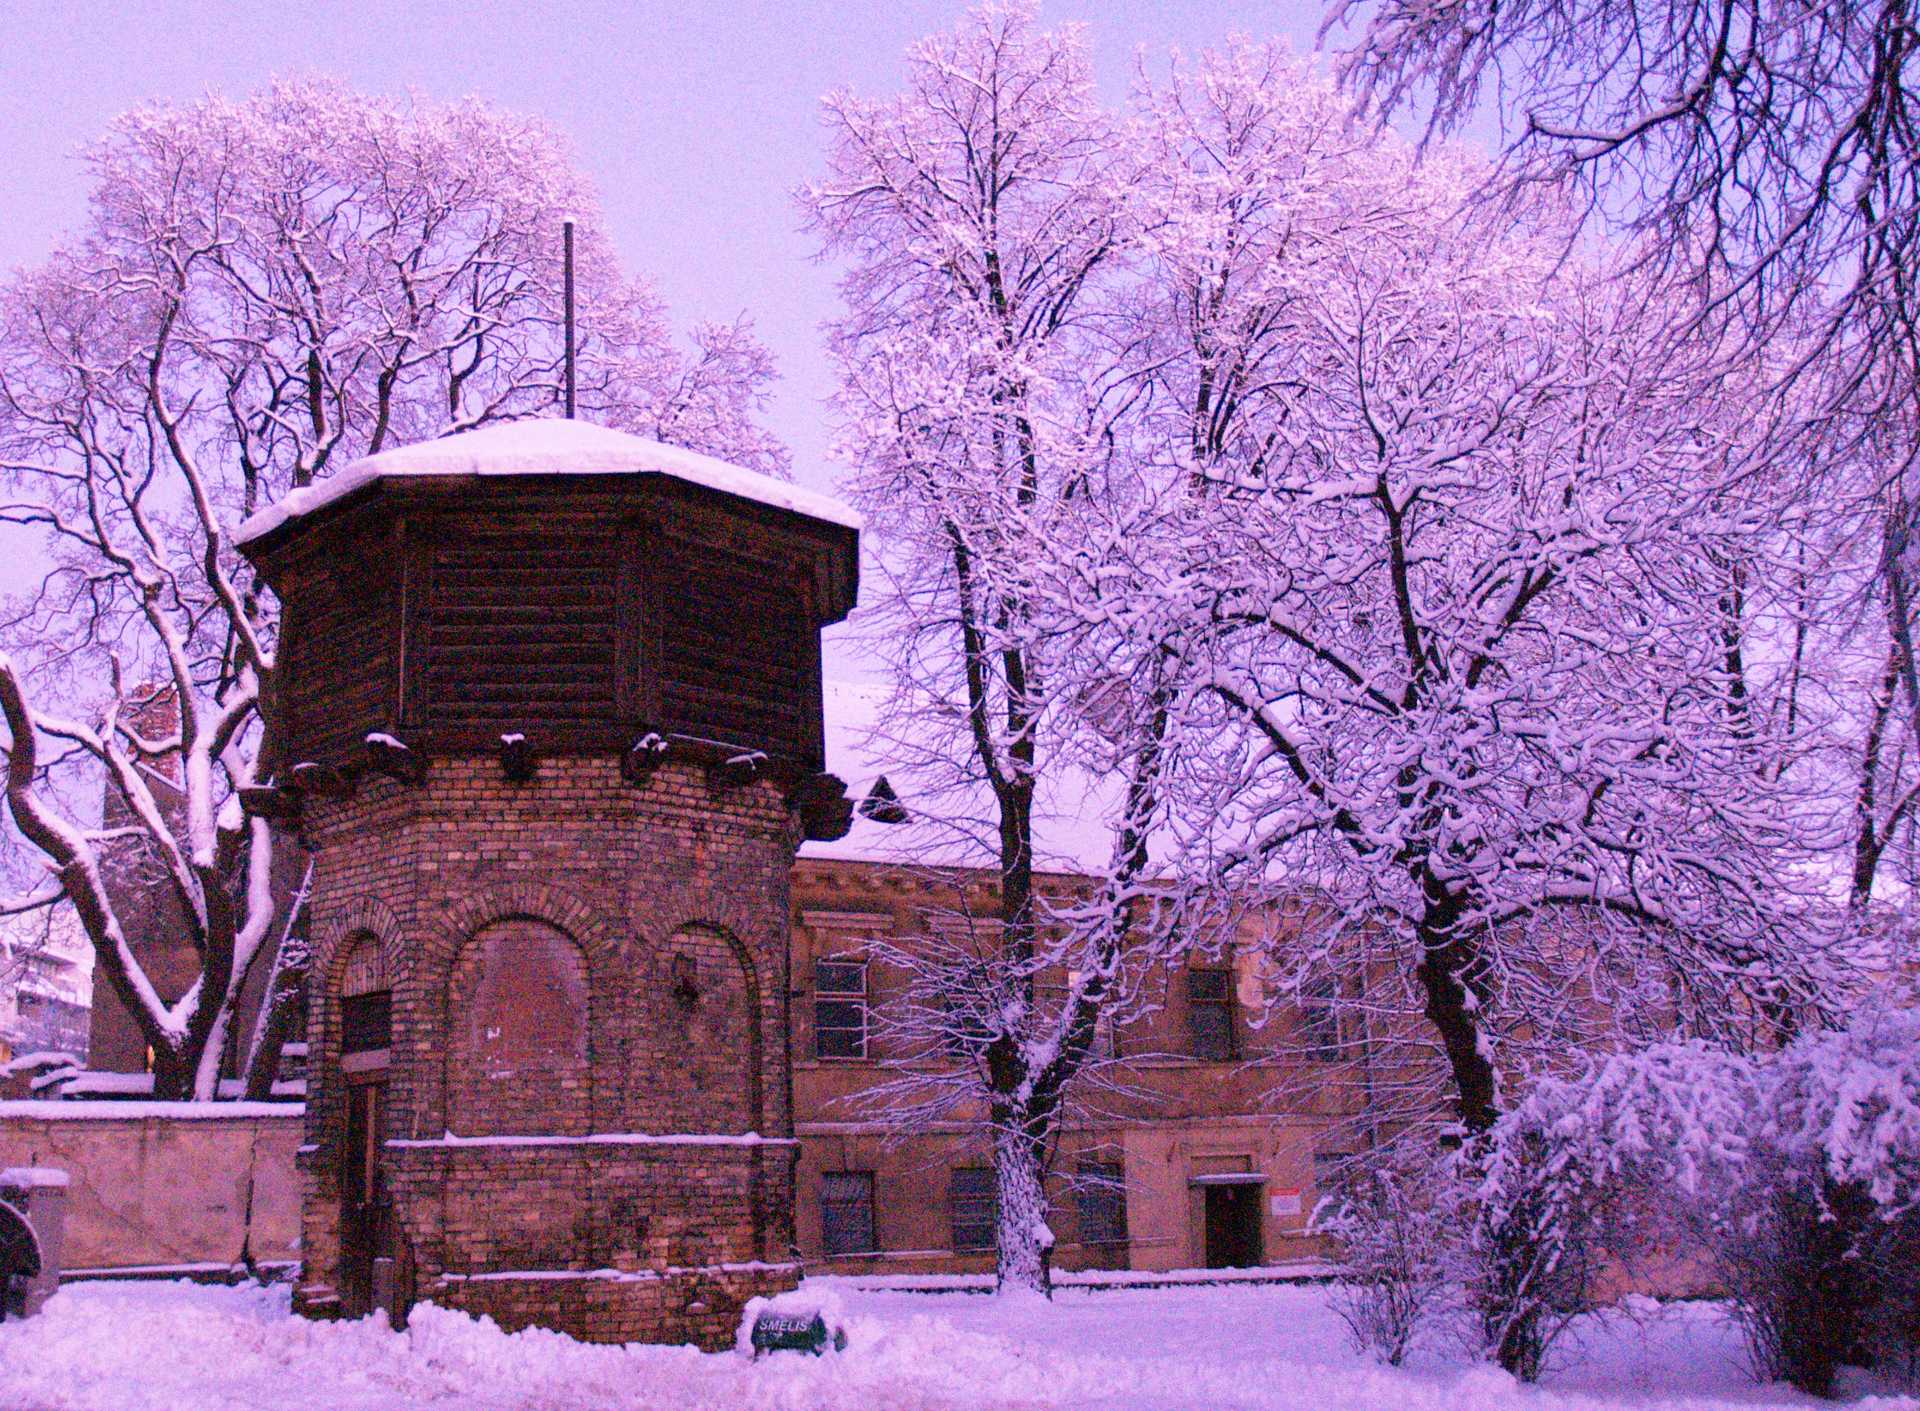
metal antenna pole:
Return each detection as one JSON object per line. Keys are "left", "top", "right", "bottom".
{"left": 563, "top": 219, "right": 577, "bottom": 419}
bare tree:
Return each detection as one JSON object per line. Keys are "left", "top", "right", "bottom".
{"left": 1324, "top": 0, "right": 1920, "bottom": 756}
{"left": 1324, "top": 0, "right": 1916, "bottom": 386}
{"left": 0, "top": 81, "right": 782, "bottom": 1098}
{"left": 1114, "top": 53, "right": 1841, "bottom": 1136}
{"left": 801, "top": 2, "right": 1184, "bottom": 1294}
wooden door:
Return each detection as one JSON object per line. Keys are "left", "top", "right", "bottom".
{"left": 1203, "top": 1184, "right": 1262, "bottom": 1269}
{"left": 339, "top": 1080, "right": 386, "bottom": 1316}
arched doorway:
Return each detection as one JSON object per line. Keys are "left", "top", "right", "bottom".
{"left": 336, "top": 934, "right": 392, "bottom": 1318}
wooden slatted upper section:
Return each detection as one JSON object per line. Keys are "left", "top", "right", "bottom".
{"left": 422, "top": 518, "right": 621, "bottom": 728}
{"left": 658, "top": 533, "right": 812, "bottom": 757}
{"left": 247, "top": 468, "right": 856, "bottom": 771}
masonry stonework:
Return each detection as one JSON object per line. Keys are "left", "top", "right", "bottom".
{"left": 242, "top": 423, "right": 859, "bottom": 1352}
{"left": 293, "top": 757, "right": 804, "bottom": 1348}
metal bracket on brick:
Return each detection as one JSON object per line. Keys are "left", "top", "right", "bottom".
{"left": 361, "top": 732, "right": 427, "bottom": 787}
{"left": 621, "top": 731, "right": 671, "bottom": 786}
{"left": 498, "top": 733, "right": 537, "bottom": 783}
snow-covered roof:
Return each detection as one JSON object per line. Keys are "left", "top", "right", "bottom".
{"left": 803, "top": 679, "right": 1128, "bottom": 876}
{"left": 0, "top": 904, "right": 93, "bottom": 1009}
{"left": 234, "top": 419, "right": 862, "bottom": 546}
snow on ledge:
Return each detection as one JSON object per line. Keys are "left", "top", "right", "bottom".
{"left": 0, "top": 1166, "right": 70, "bottom": 1189}
{"left": 0, "top": 1050, "right": 81, "bottom": 1077}
{"left": 0, "top": 1100, "right": 304, "bottom": 1121}
{"left": 828, "top": 1261, "right": 1337, "bottom": 1292}
{"left": 235, "top": 419, "right": 862, "bottom": 546}
{"left": 64, "top": 1259, "right": 300, "bottom": 1282}
{"left": 386, "top": 1130, "right": 795, "bottom": 1150}
{"left": 436, "top": 1260, "right": 800, "bottom": 1285}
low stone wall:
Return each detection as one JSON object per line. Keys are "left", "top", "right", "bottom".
{"left": 0, "top": 1101, "right": 302, "bottom": 1277}
{"left": 431, "top": 1262, "right": 800, "bottom": 1351}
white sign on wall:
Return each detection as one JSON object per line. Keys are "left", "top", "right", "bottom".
{"left": 1270, "top": 1187, "right": 1303, "bottom": 1217}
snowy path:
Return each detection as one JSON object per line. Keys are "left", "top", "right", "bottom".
{"left": 0, "top": 1277, "right": 1908, "bottom": 1411}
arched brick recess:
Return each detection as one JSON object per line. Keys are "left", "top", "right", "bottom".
{"left": 632, "top": 876, "right": 787, "bottom": 1137}
{"left": 419, "top": 881, "right": 626, "bottom": 1135}
{"left": 631, "top": 880, "right": 778, "bottom": 962}
{"left": 427, "top": 880, "right": 621, "bottom": 971}
{"left": 446, "top": 918, "right": 592, "bottom": 1138}
{"left": 316, "top": 894, "right": 408, "bottom": 993}
{"left": 659, "top": 923, "right": 764, "bottom": 1134}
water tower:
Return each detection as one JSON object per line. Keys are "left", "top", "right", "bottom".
{"left": 238, "top": 419, "right": 858, "bottom": 1349}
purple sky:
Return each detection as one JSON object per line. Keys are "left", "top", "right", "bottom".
{"left": 0, "top": 0, "right": 1331, "bottom": 505}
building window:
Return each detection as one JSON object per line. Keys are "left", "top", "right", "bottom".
{"left": 1300, "top": 975, "right": 1341, "bottom": 1061}
{"left": 1075, "top": 1161, "right": 1128, "bottom": 1246}
{"left": 950, "top": 1167, "right": 997, "bottom": 1252}
{"left": 340, "top": 991, "right": 392, "bottom": 1055}
{"left": 821, "top": 1171, "right": 876, "bottom": 1256}
{"left": 1187, "top": 967, "right": 1236, "bottom": 1060}
{"left": 339, "top": 935, "right": 391, "bottom": 1056}
{"left": 939, "top": 964, "right": 998, "bottom": 1061}
{"left": 1313, "top": 1147, "right": 1353, "bottom": 1198}
{"left": 815, "top": 958, "right": 868, "bottom": 1059}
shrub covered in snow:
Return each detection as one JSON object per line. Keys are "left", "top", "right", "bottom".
{"left": 1315, "top": 1157, "right": 1450, "bottom": 1366}
{"left": 1320, "top": 1003, "right": 1920, "bottom": 1392}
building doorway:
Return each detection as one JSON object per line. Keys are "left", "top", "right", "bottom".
{"left": 338, "top": 1078, "right": 388, "bottom": 1316}
{"left": 335, "top": 935, "right": 393, "bottom": 1319}
{"left": 1202, "top": 1180, "right": 1263, "bottom": 1268}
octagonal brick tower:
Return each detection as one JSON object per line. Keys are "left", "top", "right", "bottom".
{"left": 237, "top": 419, "right": 859, "bottom": 1349}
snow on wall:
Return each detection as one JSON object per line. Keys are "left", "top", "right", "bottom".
{"left": 0, "top": 1100, "right": 303, "bottom": 1121}
{"left": 386, "top": 1130, "right": 795, "bottom": 1149}
{"left": 234, "top": 418, "right": 863, "bottom": 546}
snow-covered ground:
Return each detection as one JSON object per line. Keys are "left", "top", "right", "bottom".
{"left": 1, "top": 1276, "right": 1911, "bottom": 1411}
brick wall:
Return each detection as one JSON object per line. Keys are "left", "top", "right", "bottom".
{"left": 294, "top": 755, "right": 800, "bottom": 1349}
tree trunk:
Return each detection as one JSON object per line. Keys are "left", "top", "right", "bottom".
{"left": 242, "top": 946, "right": 308, "bottom": 1101}
{"left": 1413, "top": 884, "right": 1499, "bottom": 1136}
{"left": 993, "top": 1120, "right": 1055, "bottom": 1295}
{"left": 149, "top": 1042, "right": 200, "bottom": 1102}
{"left": 191, "top": 1009, "right": 232, "bottom": 1101}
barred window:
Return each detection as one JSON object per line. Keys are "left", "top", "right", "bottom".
{"left": 1187, "top": 967, "right": 1236, "bottom": 1061}
{"left": 938, "top": 974, "right": 996, "bottom": 1061}
{"left": 1075, "top": 1161, "right": 1128, "bottom": 1246}
{"left": 1301, "top": 975, "right": 1341, "bottom": 1062}
{"left": 950, "top": 1167, "right": 997, "bottom": 1252}
{"left": 821, "top": 1171, "right": 876, "bottom": 1256}
{"left": 815, "top": 959, "right": 868, "bottom": 1059}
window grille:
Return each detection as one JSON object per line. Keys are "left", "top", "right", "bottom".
{"left": 950, "top": 1167, "right": 997, "bottom": 1252}
{"left": 815, "top": 958, "right": 868, "bottom": 1059}
{"left": 1300, "top": 974, "right": 1342, "bottom": 1061}
{"left": 821, "top": 1171, "right": 876, "bottom": 1256}
{"left": 339, "top": 936, "right": 391, "bottom": 1055}
{"left": 1187, "top": 967, "right": 1237, "bottom": 1060}
{"left": 1075, "top": 1161, "right": 1128, "bottom": 1246}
